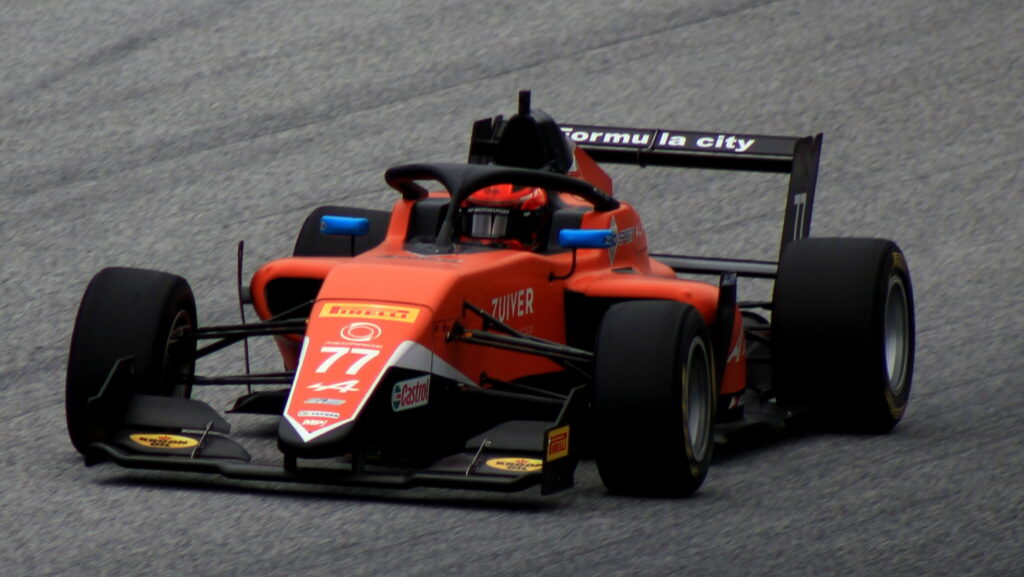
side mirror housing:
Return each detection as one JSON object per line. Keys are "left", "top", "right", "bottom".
{"left": 320, "top": 216, "right": 370, "bottom": 237}
{"left": 558, "top": 228, "right": 616, "bottom": 249}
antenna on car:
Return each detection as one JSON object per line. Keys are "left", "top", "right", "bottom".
{"left": 518, "top": 90, "right": 531, "bottom": 114}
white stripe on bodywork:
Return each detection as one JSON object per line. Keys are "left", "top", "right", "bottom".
{"left": 282, "top": 339, "right": 474, "bottom": 443}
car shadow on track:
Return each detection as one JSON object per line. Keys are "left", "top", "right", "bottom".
{"left": 710, "top": 421, "right": 816, "bottom": 465}
{"left": 94, "top": 471, "right": 562, "bottom": 512}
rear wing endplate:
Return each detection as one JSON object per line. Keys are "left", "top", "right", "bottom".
{"left": 559, "top": 124, "right": 823, "bottom": 258}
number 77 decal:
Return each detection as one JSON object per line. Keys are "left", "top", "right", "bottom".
{"left": 315, "top": 346, "right": 381, "bottom": 375}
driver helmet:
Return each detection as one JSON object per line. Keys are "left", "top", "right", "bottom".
{"left": 458, "top": 184, "right": 550, "bottom": 249}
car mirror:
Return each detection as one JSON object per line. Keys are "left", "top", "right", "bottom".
{"left": 320, "top": 216, "right": 370, "bottom": 237}
{"left": 559, "top": 228, "right": 616, "bottom": 249}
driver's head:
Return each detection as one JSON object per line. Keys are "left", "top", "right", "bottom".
{"left": 458, "top": 184, "right": 550, "bottom": 249}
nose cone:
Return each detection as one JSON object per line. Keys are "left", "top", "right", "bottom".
{"left": 278, "top": 418, "right": 357, "bottom": 458}
{"left": 276, "top": 301, "right": 441, "bottom": 457}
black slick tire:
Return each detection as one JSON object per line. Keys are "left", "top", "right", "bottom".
{"left": 66, "top": 267, "right": 198, "bottom": 454}
{"left": 772, "top": 238, "right": 915, "bottom": 433}
{"left": 593, "top": 300, "right": 716, "bottom": 497}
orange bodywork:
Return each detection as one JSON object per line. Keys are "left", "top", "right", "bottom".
{"left": 250, "top": 148, "right": 747, "bottom": 443}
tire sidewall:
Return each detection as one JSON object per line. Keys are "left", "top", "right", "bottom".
{"left": 593, "top": 300, "right": 716, "bottom": 496}
{"left": 870, "top": 246, "right": 915, "bottom": 424}
{"left": 679, "top": 330, "right": 714, "bottom": 474}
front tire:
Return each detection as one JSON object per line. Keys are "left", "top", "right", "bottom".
{"left": 593, "top": 301, "right": 716, "bottom": 497}
{"left": 66, "top": 267, "right": 197, "bottom": 454}
{"left": 772, "top": 238, "right": 915, "bottom": 433}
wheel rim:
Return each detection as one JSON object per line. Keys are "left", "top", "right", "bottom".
{"left": 683, "top": 338, "right": 712, "bottom": 461}
{"left": 884, "top": 275, "right": 910, "bottom": 396}
{"left": 163, "top": 309, "right": 195, "bottom": 397}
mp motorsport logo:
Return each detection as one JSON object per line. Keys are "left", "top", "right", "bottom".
{"left": 340, "top": 322, "right": 382, "bottom": 342}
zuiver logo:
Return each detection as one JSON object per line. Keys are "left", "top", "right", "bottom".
{"left": 491, "top": 288, "right": 534, "bottom": 322}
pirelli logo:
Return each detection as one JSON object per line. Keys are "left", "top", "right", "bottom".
{"left": 547, "top": 426, "right": 570, "bottom": 461}
{"left": 319, "top": 302, "right": 420, "bottom": 323}
{"left": 892, "top": 252, "right": 907, "bottom": 271}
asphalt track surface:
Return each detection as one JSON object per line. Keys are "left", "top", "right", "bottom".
{"left": 1, "top": 1, "right": 1021, "bottom": 575}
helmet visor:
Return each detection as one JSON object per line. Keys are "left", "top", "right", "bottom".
{"left": 465, "top": 207, "right": 510, "bottom": 239}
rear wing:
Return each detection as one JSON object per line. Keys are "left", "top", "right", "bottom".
{"left": 469, "top": 111, "right": 822, "bottom": 276}
{"left": 562, "top": 124, "right": 823, "bottom": 275}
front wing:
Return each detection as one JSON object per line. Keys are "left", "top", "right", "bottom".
{"left": 83, "top": 358, "right": 585, "bottom": 495}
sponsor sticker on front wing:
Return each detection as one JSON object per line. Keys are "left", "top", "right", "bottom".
{"left": 546, "top": 426, "right": 570, "bottom": 461}
{"left": 485, "top": 457, "right": 543, "bottom": 473}
{"left": 391, "top": 376, "right": 430, "bottom": 412}
{"left": 129, "top": 433, "right": 198, "bottom": 449}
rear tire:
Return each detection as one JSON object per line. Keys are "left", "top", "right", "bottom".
{"left": 593, "top": 301, "right": 716, "bottom": 497}
{"left": 772, "top": 238, "right": 915, "bottom": 433}
{"left": 293, "top": 206, "right": 390, "bottom": 256}
{"left": 66, "top": 267, "right": 197, "bottom": 454}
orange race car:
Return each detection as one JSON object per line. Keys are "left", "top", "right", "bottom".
{"left": 66, "top": 92, "right": 915, "bottom": 497}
